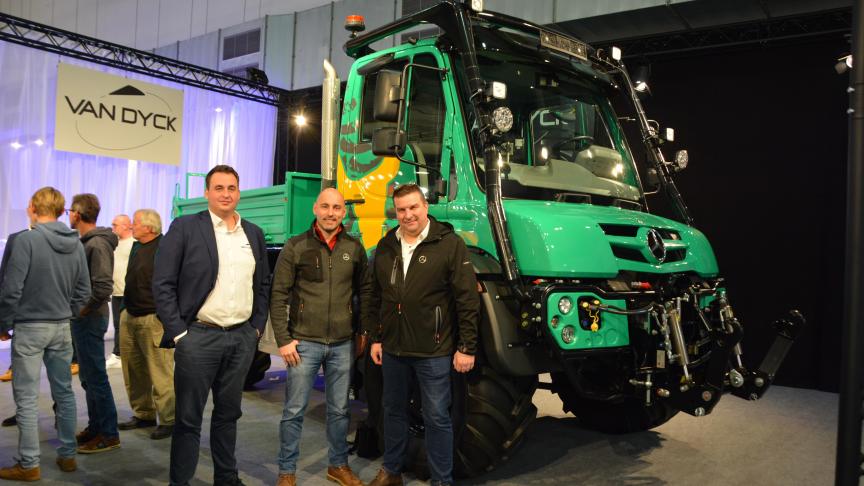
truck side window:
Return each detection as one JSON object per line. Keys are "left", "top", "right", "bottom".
{"left": 405, "top": 54, "right": 446, "bottom": 195}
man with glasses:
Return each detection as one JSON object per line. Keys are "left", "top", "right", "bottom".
{"left": 68, "top": 194, "right": 121, "bottom": 454}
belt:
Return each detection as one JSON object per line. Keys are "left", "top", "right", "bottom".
{"left": 193, "top": 320, "right": 247, "bottom": 332}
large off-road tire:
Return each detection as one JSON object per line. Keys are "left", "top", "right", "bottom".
{"left": 551, "top": 372, "right": 678, "bottom": 434}
{"left": 369, "top": 363, "right": 538, "bottom": 479}
{"left": 454, "top": 366, "right": 538, "bottom": 477}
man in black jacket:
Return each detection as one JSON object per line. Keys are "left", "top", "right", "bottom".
{"left": 153, "top": 165, "right": 269, "bottom": 486}
{"left": 365, "top": 184, "right": 480, "bottom": 486}
{"left": 269, "top": 187, "right": 370, "bottom": 486}
{"left": 68, "top": 193, "right": 120, "bottom": 454}
{"left": 117, "top": 209, "right": 175, "bottom": 440}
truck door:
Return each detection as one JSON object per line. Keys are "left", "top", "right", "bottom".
{"left": 340, "top": 48, "right": 455, "bottom": 250}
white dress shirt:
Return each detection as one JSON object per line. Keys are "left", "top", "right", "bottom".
{"left": 195, "top": 210, "right": 257, "bottom": 327}
{"left": 395, "top": 220, "right": 430, "bottom": 278}
{"left": 112, "top": 236, "right": 134, "bottom": 296}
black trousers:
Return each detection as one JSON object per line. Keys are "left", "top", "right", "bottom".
{"left": 169, "top": 322, "right": 257, "bottom": 486}
{"left": 110, "top": 296, "right": 123, "bottom": 356}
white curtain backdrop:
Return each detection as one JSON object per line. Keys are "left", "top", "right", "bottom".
{"left": 0, "top": 40, "right": 277, "bottom": 255}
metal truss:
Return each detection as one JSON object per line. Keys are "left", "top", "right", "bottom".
{"left": 0, "top": 12, "right": 288, "bottom": 106}
{"left": 596, "top": 8, "right": 852, "bottom": 59}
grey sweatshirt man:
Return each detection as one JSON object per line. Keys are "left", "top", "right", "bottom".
{"left": 0, "top": 222, "right": 91, "bottom": 330}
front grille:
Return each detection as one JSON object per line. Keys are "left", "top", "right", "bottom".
{"left": 610, "top": 245, "right": 647, "bottom": 262}
{"left": 599, "top": 223, "right": 680, "bottom": 240}
{"left": 666, "top": 249, "right": 687, "bottom": 262}
{"left": 599, "top": 224, "right": 639, "bottom": 237}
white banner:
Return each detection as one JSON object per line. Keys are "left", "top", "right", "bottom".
{"left": 54, "top": 63, "right": 184, "bottom": 166}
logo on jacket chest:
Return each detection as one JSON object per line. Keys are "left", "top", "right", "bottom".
{"left": 342, "top": 253, "right": 350, "bottom": 261}
{"left": 418, "top": 255, "right": 427, "bottom": 264}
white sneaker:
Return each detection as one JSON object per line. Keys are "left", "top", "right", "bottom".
{"left": 105, "top": 354, "right": 122, "bottom": 369}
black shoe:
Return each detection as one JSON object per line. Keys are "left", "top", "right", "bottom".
{"left": 118, "top": 417, "right": 157, "bottom": 430}
{"left": 214, "top": 474, "right": 245, "bottom": 486}
{"left": 1, "top": 416, "right": 15, "bottom": 427}
{"left": 150, "top": 425, "right": 173, "bottom": 440}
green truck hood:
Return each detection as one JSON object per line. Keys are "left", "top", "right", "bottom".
{"left": 504, "top": 200, "right": 719, "bottom": 278}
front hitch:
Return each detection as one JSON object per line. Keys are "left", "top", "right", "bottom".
{"left": 730, "top": 309, "right": 806, "bottom": 401}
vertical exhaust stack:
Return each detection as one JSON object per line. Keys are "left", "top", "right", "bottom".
{"left": 321, "top": 59, "right": 340, "bottom": 189}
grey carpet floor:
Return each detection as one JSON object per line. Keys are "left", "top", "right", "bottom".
{"left": 0, "top": 343, "right": 837, "bottom": 485}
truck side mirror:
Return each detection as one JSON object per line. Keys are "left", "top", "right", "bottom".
{"left": 372, "top": 127, "right": 406, "bottom": 156}
{"left": 373, "top": 70, "right": 403, "bottom": 123}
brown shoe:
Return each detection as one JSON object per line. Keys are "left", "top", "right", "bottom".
{"left": 327, "top": 465, "right": 364, "bottom": 486}
{"left": 276, "top": 473, "right": 296, "bottom": 486}
{"left": 56, "top": 456, "right": 77, "bottom": 472}
{"left": 0, "top": 368, "right": 11, "bottom": 382}
{"left": 77, "top": 434, "right": 120, "bottom": 454}
{"left": 75, "top": 427, "right": 97, "bottom": 445}
{"left": 367, "top": 468, "right": 402, "bottom": 486}
{"left": 0, "top": 463, "right": 40, "bottom": 481}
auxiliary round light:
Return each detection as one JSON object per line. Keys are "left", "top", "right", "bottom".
{"left": 561, "top": 325, "right": 576, "bottom": 344}
{"left": 558, "top": 296, "right": 573, "bottom": 315}
{"left": 491, "top": 106, "right": 513, "bottom": 133}
{"left": 674, "top": 149, "right": 689, "bottom": 170}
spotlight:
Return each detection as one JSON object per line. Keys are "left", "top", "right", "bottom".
{"left": 246, "top": 67, "right": 269, "bottom": 85}
{"left": 295, "top": 114, "right": 307, "bottom": 127}
{"left": 33, "top": 139, "right": 44, "bottom": 146}
{"left": 214, "top": 107, "right": 223, "bottom": 113}
{"left": 10, "top": 141, "right": 22, "bottom": 150}
{"left": 632, "top": 65, "right": 650, "bottom": 93}
{"left": 836, "top": 55, "right": 853, "bottom": 74}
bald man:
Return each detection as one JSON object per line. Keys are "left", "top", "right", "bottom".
{"left": 269, "top": 188, "right": 372, "bottom": 486}
{"left": 108, "top": 214, "right": 133, "bottom": 367}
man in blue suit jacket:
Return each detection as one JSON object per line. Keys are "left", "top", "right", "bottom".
{"left": 153, "top": 165, "right": 269, "bottom": 486}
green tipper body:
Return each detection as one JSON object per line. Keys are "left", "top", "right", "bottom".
{"left": 172, "top": 172, "right": 321, "bottom": 244}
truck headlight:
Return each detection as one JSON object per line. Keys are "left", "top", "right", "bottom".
{"left": 558, "top": 296, "right": 573, "bottom": 315}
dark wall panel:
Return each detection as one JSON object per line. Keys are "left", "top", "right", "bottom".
{"left": 639, "top": 36, "right": 848, "bottom": 391}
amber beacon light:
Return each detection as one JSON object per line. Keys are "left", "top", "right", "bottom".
{"left": 345, "top": 15, "right": 365, "bottom": 37}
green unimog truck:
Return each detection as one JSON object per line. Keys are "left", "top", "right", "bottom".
{"left": 174, "top": 0, "right": 803, "bottom": 477}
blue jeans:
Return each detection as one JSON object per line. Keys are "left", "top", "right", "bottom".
{"left": 278, "top": 339, "right": 352, "bottom": 474}
{"left": 11, "top": 323, "right": 77, "bottom": 468}
{"left": 382, "top": 352, "right": 453, "bottom": 484}
{"left": 71, "top": 314, "right": 118, "bottom": 438}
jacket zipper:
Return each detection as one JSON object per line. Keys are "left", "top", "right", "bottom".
{"left": 434, "top": 305, "right": 442, "bottom": 344}
{"left": 326, "top": 251, "right": 332, "bottom": 344}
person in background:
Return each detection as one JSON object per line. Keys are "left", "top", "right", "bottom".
{"left": 117, "top": 209, "right": 175, "bottom": 440}
{"left": 0, "top": 228, "right": 27, "bottom": 428}
{"left": 0, "top": 187, "right": 90, "bottom": 481}
{"left": 107, "top": 214, "right": 133, "bottom": 369}
{"left": 68, "top": 194, "right": 120, "bottom": 454}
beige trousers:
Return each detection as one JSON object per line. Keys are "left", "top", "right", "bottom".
{"left": 119, "top": 311, "right": 175, "bottom": 425}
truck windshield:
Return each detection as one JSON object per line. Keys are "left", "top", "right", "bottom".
{"left": 462, "top": 28, "right": 642, "bottom": 204}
